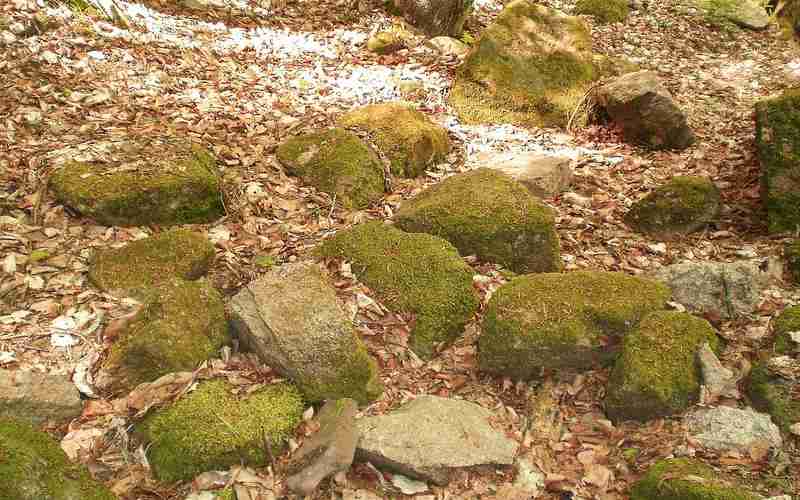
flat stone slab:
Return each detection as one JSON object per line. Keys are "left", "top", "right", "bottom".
{"left": 0, "top": 369, "right": 82, "bottom": 425}
{"left": 478, "top": 152, "right": 573, "bottom": 198}
{"left": 356, "top": 395, "right": 518, "bottom": 485}
{"left": 685, "top": 406, "right": 782, "bottom": 452}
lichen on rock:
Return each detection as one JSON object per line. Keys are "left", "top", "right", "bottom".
{"left": 276, "top": 128, "right": 385, "bottom": 209}
{"left": 395, "top": 168, "right": 561, "bottom": 273}
{"left": 605, "top": 311, "right": 720, "bottom": 422}
{"left": 574, "top": 0, "right": 629, "bottom": 24}
{"left": 49, "top": 138, "right": 224, "bottom": 227}
{"left": 135, "top": 379, "right": 303, "bottom": 483}
{"left": 624, "top": 176, "right": 721, "bottom": 239}
{"left": 89, "top": 228, "right": 215, "bottom": 298}
{"left": 0, "top": 418, "right": 115, "bottom": 500}
{"left": 479, "top": 271, "right": 670, "bottom": 379}
{"left": 317, "top": 221, "right": 478, "bottom": 359}
{"left": 338, "top": 102, "right": 450, "bottom": 178}
{"left": 630, "top": 458, "right": 760, "bottom": 500}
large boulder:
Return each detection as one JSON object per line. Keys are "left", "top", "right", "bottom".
{"left": 229, "top": 262, "right": 382, "bottom": 404}
{"left": 630, "top": 458, "right": 759, "bottom": 500}
{"left": 595, "top": 70, "right": 694, "bottom": 150}
{"left": 624, "top": 176, "right": 721, "bottom": 239}
{"left": 451, "top": 0, "right": 603, "bottom": 128}
{"left": 685, "top": 406, "right": 782, "bottom": 452}
{"left": 89, "top": 229, "right": 215, "bottom": 298}
{"left": 286, "top": 399, "right": 359, "bottom": 496}
{"left": 697, "top": 0, "right": 770, "bottom": 30}
{"left": 652, "top": 261, "right": 765, "bottom": 320}
{"left": 479, "top": 271, "right": 670, "bottom": 379}
{"left": 391, "top": 0, "right": 470, "bottom": 37}
{"left": 356, "top": 395, "right": 518, "bottom": 485}
{"left": 0, "top": 418, "right": 115, "bottom": 500}
{"left": 50, "top": 139, "right": 224, "bottom": 226}
{"left": 756, "top": 89, "right": 800, "bottom": 233}
{"left": 605, "top": 311, "right": 720, "bottom": 422}
{"left": 317, "top": 222, "right": 479, "bottom": 359}
{"left": 95, "top": 279, "right": 228, "bottom": 394}
{"left": 574, "top": 0, "right": 629, "bottom": 23}
{"left": 476, "top": 152, "right": 573, "bottom": 198}
{"left": 276, "top": 129, "right": 385, "bottom": 209}
{"left": 0, "top": 370, "right": 82, "bottom": 425}
{"left": 136, "top": 379, "right": 303, "bottom": 482}
{"left": 338, "top": 103, "right": 450, "bottom": 178}
{"left": 395, "top": 168, "right": 562, "bottom": 273}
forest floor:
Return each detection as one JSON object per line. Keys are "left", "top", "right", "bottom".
{"left": 1, "top": 0, "right": 799, "bottom": 498}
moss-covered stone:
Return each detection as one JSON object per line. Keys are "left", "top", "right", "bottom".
{"left": 366, "top": 31, "right": 405, "bottom": 54}
{"left": 756, "top": 89, "right": 800, "bottom": 233}
{"left": 276, "top": 128, "right": 385, "bottom": 209}
{"left": 0, "top": 418, "right": 115, "bottom": 500}
{"left": 624, "top": 176, "right": 721, "bottom": 240}
{"left": 89, "top": 228, "right": 215, "bottom": 298}
{"left": 479, "top": 271, "right": 670, "bottom": 379}
{"left": 450, "top": 0, "right": 601, "bottom": 128}
{"left": 784, "top": 239, "right": 800, "bottom": 284}
{"left": 317, "top": 221, "right": 478, "bottom": 359}
{"left": 50, "top": 139, "right": 224, "bottom": 227}
{"left": 630, "top": 458, "right": 759, "bottom": 500}
{"left": 96, "top": 278, "right": 228, "bottom": 394}
{"left": 773, "top": 305, "right": 800, "bottom": 355}
{"left": 574, "top": 0, "right": 629, "bottom": 23}
{"left": 338, "top": 103, "right": 450, "bottom": 178}
{"left": 747, "top": 362, "right": 800, "bottom": 433}
{"left": 605, "top": 311, "right": 720, "bottom": 422}
{"left": 136, "top": 379, "right": 303, "bottom": 483}
{"left": 395, "top": 168, "right": 561, "bottom": 273}
{"left": 697, "top": 0, "right": 770, "bottom": 30}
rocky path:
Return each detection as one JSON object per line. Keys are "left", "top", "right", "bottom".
{"left": 1, "top": 0, "right": 799, "bottom": 499}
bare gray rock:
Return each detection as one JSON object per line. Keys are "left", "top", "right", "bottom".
{"left": 392, "top": 0, "right": 470, "bottom": 37}
{"left": 230, "top": 262, "right": 382, "bottom": 404}
{"left": 653, "top": 261, "right": 766, "bottom": 319}
{"left": 286, "top": 399, "right": 359, "bottom": 496}
{"left": 479, "top": 152, "right": 573, "bottom": 198}
{"left": 425, "top": 36, "right": 469, "bottom": 57}
{"left": 356, "top": 395, "right": 518, "bottom": 485}
{"left": 685, "top": 406, "right": 782, "bottom": 452}
{"left": 697, "top": 343, "right": 739, "bottom": 404}
{"left": 0, "top": 369, "right": 82, "bottom": 425}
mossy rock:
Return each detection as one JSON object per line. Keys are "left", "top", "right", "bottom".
{"left": 630, "top": 458, "right": 760, "bottom": 500}
{"left": 366, "top": 31, "right": 405, "bottom": 54}
{"left": 784, "top": 239, "right": 800, "bottom": 284}
{"left": 605, "top": 311, "right": 720, "bottom": 422}
{"left": 317, "top": 221, "right": 479, "bottom": 359}
{"left": 479, "top": 271, "right": 670, "bottom": 379}
{"left": 756, "top": 89, "right": 800, "bottom": 233}
{"left": 747, "top": 362, "right": 800, "bottom": 433}
{"left": 624, "top": 176, "right": 721, "bottom": 240}
{"left": 0, "top": 418, "right": 115, "bottom": 500}
{"left": 773, "top": 305, "right": 800, "bottom": 355}
{"left": 395, "top": 168, "right": 561, "bottom": 273}
{"left": 96, "top": 279, "right": 227, "bottom": 394}
{"left": 276, "top": 128, "right": 385, "bottom": 210}
{"left": 696, "top": 0, "right": 770, "bottom": 30}
{"left": 89, "top": 228, "right": 215, "bottom": 298}
{"left": 450, "top": 0, "right": 602, "bottom": 128}
{"left": 50, "top": 139, "right": 224, "bottom": 227}
{"left": 574, "top": 0, "right": 629, "bottom": 23}
{"left": 136, "top": 379, "right": 303, "bottom": 483}
{"left": 338, "top": 103, "right": 450, "bottom": 178}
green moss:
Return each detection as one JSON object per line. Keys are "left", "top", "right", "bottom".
{"left": 366, "top": 31, "right": 405, "bottom": 54}
{"left": 317, "top": 221, "right": 479, "bottom": 359}
{"left": 605, "top": 311, "right": 720, "bottom": 422}
{"left": 216, "top": 488, "right": 236, "bottom": 500}
{"left": 630, "top": 458, "right": 759, "bottom": 500}
{"left": 450, "top": 0, "right": 600, "bottom": 128}
{"left": 756, "top": 89, "right": 800, "bottom": 233}
{"left": 773, "top": 305, "right": 800, "bottom": 355}
{"left": 338, "top": 103, "right": 450, "bottom": 178}
{"left": 253, "top": 254, "right": 276, "bottom": 269}
{"left": 575, "top": 0, "right": 629, "bottom": 23}
{"left": 100, "top": 279, "right": 228, "bottom": 394}
{"left": 395, "top": 168, "right": 561, "bottom": 273}
{"left": 136, "top": 379, "right": 303, "bottom": 483}
{"left": 784, "top": 240, "right": 800, "bottom": 284}
{"left": 276, "top": 128, "right": 385, "bottom": 209}
{"left": 299, "top": 339, "right": 383, "bottom": 404}
{"left": 0, "top": 418, "right": 115, "bottom": 500}
{"left": 89, "top": 228, "right": 215, "bottom": 298}
{"left": 479, "top": 271, "right": 670, "bottom": 379}
{"left": 28, "top": 249, "right": 51, "bottom": 262}
{"left": 50, "top": 142, "right": 224, "bottom": 227}
{"left": 747, "top": 362, "right": 800, "bottom": 433}
{"left": 624, "top": 176, "right": 721, "bottom": 239}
